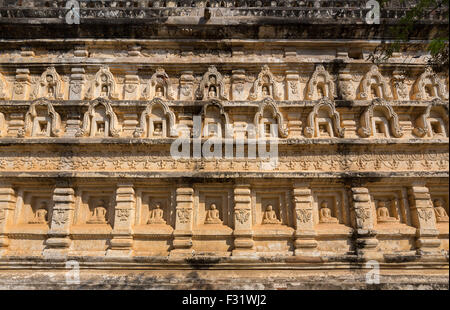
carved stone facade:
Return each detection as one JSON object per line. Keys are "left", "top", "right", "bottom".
{"left": 0, "top": 0, "right": 448, "bottom": 289}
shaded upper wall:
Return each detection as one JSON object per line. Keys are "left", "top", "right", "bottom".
{"left": 0, "top": 0, "right": 448, "bottom": 40}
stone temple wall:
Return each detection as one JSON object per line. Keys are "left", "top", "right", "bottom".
{"left": 0, "top": 0, "right": 448, "bottom": 289}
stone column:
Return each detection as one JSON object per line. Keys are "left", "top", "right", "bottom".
{"left": 12, "top": 68, "right": 31, "bottom": 100}
{"left": 292, "top": 183, "right": 317, "bottom": 256}
{"left": 407, "top": 184, "right": 441, "bottom": 256}
{"left": 232, "top": 184, "right": 255, "bottom": 256}
{"left": 107, "top": 183, "right": 135, "bottom": 257}
{"left": 350, "top": 187, "right": 380, "bottom": 260}
{"left": 0, "top": 185, "right": 16, "bottom": 257}
{"left": 171, "top": 186, "right": 194, "bottom": 257}
{"left": 44, "top": 187, "right": 75, "bottom": 259}
{"left": 231, "top": 69, "right": 246, "bottom": 101}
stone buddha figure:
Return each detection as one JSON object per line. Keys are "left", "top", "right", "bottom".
{"left": 100, "top": 74, "right": 110, "bottom": 97}
{"left": 87, "top": 201, "right": 107, "bottom": 224}
{"left": 319, "top": 200, "right": 339, "bottom": 223}
{"left": 262, "top": 205, "right": 281, "bottom": 224}
{"left": 29, "top": 202, "right": 48, "bottom": 224}
{"left": 208, "top": 85, "right": 217, "bottom": 98}
{"left": 46, "top": 74, "right": 55, "bottom": 98}
{"left": 433, "top": 199, "right": 449, "bottom": 222}
{"left": 262, "top": 85, "right": 270, "bottom": 97}
{"left": 155, "top": 86, "right": 164, "bottom": 98}
{"left": 147, "top": 203, "right": 166, "bottom": 224}
{"left": 376, "top": 200, "right": 397, "bottom": 223}
{"left": 204, "top": 203, "right": 222, "bottom": 224}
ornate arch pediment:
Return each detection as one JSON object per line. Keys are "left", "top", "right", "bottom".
{"left": 248, "top": 65, "right": 282, "bottom": 101}
{"left": 358, "top": 65, "right": 393, "bottom": 100}
{"left": 305, "top": 65, "right": 336, "bottom": 100}
{"left": 31, "top": 67, "right": 64, "bottom": 100}
{"left": 133, "top": 98, "right": 177, "bottom": 138}
{"left": 0, "top": 73, "right": 10, "bottom": 100}
{"left": 254, "top": 97, "right": 288, "bottom": 138}
{"left": 85, "top": 66, "right": 119, "bottom": 100}
{"left": 200, "top": 99, "right": 231, "bottom": 138}
{"left": 195, "top": 65, "right": 228, "bottom": 100}
{"left": 24, "top": 98, "right": 62, "bottom": 137}
{"left": 357, "top": 98, "right": 403, "bottom": 138}
{"left": 412, "top": 67, "right": 448, "bottom": 101}
{"left": 304, "top": 97, "right": 344, "bottom": 138}
{"left": 413, "top": 98, "right": 449, "bottom": 137}
{"left": 76, "top": 98, "right": 120, "bottom": 137}
{"left": 141, "top": 67, "right": 175, "bottom": 100}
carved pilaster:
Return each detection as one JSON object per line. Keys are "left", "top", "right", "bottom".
{"left": 123, "top": 71, "right": 140, "bottom": 100}
{"left": 179, "top": 71, "right": 194, "bottom": 101}
{"left": 171, "top": 186, "right": 194, "bottom": 257}
{"left": 286, "top": 70, "right": 300, "bottom": 101}
{"left": 408, "top": 185, "right": 441, "bottom": 257}
{"left": 69, "top": 67, "right": 85, "bottom": 100}
{"left": 107, "top": 184, "right": 135, "bottom": 257}
{"left": 231, "top": 69, "right": 246, "bottom": 101}
{"left": 0, "top": 185, "right": 16, "bottom": 257}
{"left": 43, "top": 187, "right": 75, "bottom": 259}
{"left": 12, "top": 68, "right": 31, "bottom": 100}
{"left": 292, "top": 183, "right": 317, "bottom": 255}
{"left": 232, "top": 184, "right": 255, "bottom": 256}
{"left": 350, "top": 187, "right": 380, "bottom": 260}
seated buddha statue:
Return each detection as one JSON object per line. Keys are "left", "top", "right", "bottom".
{"left": 87, "top": 201, "right": 108, "bottom": 224}
{"left": 376, "top": 200, "right": 397, "bottom": 223}
{"left": 262, "top": 205, "right": 281, "bottom": 224}
{"left": 147, "top": 203, "right": 166, "bottom": 224}
{"left": 319, "top": 200, "right": 339, "bottom": 223}
{"left": 433, "top": 199, "right": 449, "bottom": 222}
{"left": 29, "top": 202, "right": 48, "bottom": 224}
{"left": 204, "top": 203, "right": 222, "bottom": 224}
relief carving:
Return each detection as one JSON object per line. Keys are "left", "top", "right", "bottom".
{"left": 141, "top": 67, "right": 175, "bottom": 100}
{"left": 31, "top": 67, "right": 64, "bottom": 100}
{"left": 248, "top": 65, "right": 282, "bottom": 101}
{"left": 85, "top": 66, "right": 119, "bottom": 100}
{"left": 305, "top": 65, "right": 336, "bottom": 100}
{"left": 254, "top": 98, "right": 288, "bottom": 138}
{"left": 195, "top": 66, "right": 228, "bottom": 100}
{"left": 358, "top": 65, "right": 393, "bottom": 100}
{"left": 304, "top": 97, "right": 344, "bottom": 138}
{"left": 412, "top": 67, "right": 448, "bottom": 101}
{"left": 412, "top": 99, "right": 449, "bottom": 138}
{"left": 76, "top": 98, "right": 121, "bottom": 137}
{"left": 357, "top": 98, "right": 403, "bottom": 138}
{"left": 24, "top": 99, "right": 62, "bottom": 137}
{"left": 133, "top": 98, "right": 178, "bottom": 138}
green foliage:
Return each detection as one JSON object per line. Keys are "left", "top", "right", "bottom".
{"left": 370, "top": 0, "right": 449, "bottom": 72}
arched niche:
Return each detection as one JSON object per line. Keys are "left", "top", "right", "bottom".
{"left": 24, "top": 98, "right": 62, "bottom": 137}
{"left": 358, "top": 99, "right": 403, "bottom": 138}
{"left": 200, "top": 99, "right": 231, "bottom": 138}
{"left": 85, "top": 66, "right": 119, "bottom": 100}
{"left": 412, "top": 67, "right": 448, "bottom": 101}
{"left": 254, "top": 98, "right": 288, "bottom": 138}
{"left": 248, "top": 65, "right": 282, "bottom": 101}
{"left": 413, "top": 99, "right": 449, "bottom": 138}
{"left": 358, "top": 65, "right": 393, "bottom": 100}
{"left": 304, "top": 97, "right": 344, "bottom": 138}
{"left": 133, "top": 98, "right": 178, "bottom": 138}
{"left": 32, "top": 67, "right": 64, "bottom": 100}
{"left": 141, "top": 67, "right": 175, "bottom": 100}
{"left": 195, "top": 65, "right": 228, "bottom": 100}
{"left": 305, "top": 65, "right": 336, "bottom": 100}
{"left": 76, "top": 98, "right": 120, "bottom": 137}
